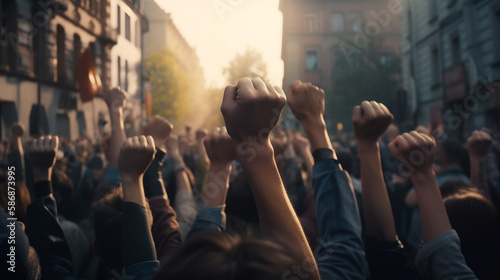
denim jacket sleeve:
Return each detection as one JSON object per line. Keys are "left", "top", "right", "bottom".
{"left": 186, "top": 205, "right": 226, "bottom": 240}
{"left": 414, "top": 230, "right": 477, "bottom": 280}
{"left": 313, "top": 158, "right": 365, "bottom": 280}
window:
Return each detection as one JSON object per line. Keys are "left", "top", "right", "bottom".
{"left": 331, "top": 12, "right": 344, "bottom": 31}
{"left": 117, "top": 56, "right": 121, "bottom": 87}
{"left": 381, "top": 55, "right": 391, "bottom": 67}
{"left": 125, "top": 13, "right": 131, "bottom": 41}
{"left": 451, "top": 35, "right": 460, "bottom": 65}
{"left": 306, "top": 50, "right": 318, "bottom": 70}
{"left": 431, "top": 46, "right": 440, "bottom": 86}
{"left": 124, "top": 60, "right": 129, "bottom": 91}
{"left": 350, "top": 12, "right": 362, "bottom": 32}
{"left": 117, "top": 5, "right": 121, "bottom": 34}
{"left": 56, "top": 25, "right": 66, "bottom": 82}
{"left": 305, "top": 14, "right": 318, "bottom": 33}
{"left": 73, "top": 34, "right": 81, "bottom": 69}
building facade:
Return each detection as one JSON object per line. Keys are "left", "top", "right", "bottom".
{"left": 143, "top": 0, "right": 204, "bottom": 84}
{"left": 0, "top": 0, "right": 118, "bottom": 141}
{"left": 110, "top": 0, "right": 147, "bottom": 136}
{"left": 401, "top": 0, "right": 500, "bottom": 139}
{"left": 279, "top": 0, "right": 401, "bottom": 111}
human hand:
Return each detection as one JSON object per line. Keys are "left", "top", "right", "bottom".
{"left": 467, "top": 130, "right": 492, "bottom": 160}
{"left": 11, "top": 123, "right": 25, "bottom": 138}
{"left": 28, "top": 135, "right": 59, "bottom": 170}
{"left": 104, "top": 87, "right": 126, "bottom": 113}
{"left": 287, "top": 81, "right": 325, "bottom": 126}
{"left": 204, "top": 127, "right": 235, "bottom": 167}
{"left": 165, "top": 133, "right": 181, "bottom": 158}
{"left": 352, "top": 101, "right": 394, "bottom": 146}
{"left": 196, "top": 128, "right": 208, "bottom": 143}
{"left": 388, "top": 131, "right": 436, "bottom": 177}
{"left": 142, "top": 115, "right": 173, "bottom": 148}
{"left": 221, "top": 77, "right": 286, "bottom": 144}
{"left": 118, "top": 136, "right": 155, "bottom": 179}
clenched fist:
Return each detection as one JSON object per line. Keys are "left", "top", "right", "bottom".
{"left": 388, "top": 131, "right": 436, "bottom": 176}
{"left": 353, "top": 101, "right": 394, "bottom": 145}
{"left": 467, "top": 130, "right": 492, "bottom": 160}
{"left": 118, "top": 136, "right": 156, "bottom": 178}
{"left": 28, "top": 135, "right": 59, "bottom": 170}
{"left": 287, "top": 81, "right": 325, "bottom": 125}
{"left": 204, "top": 127, "right": 235, "bottom": 166}
{"left": 142, "top": 115, "right": 173, "bottom": 147}
{"left": 104, "top": 87, "right": 126, "bottom": 112}
{"left": 11, "top": 123, "right": 25, "bottom": 138}
{"left": 221, "top": 77, "right": 286, "bottom": 144}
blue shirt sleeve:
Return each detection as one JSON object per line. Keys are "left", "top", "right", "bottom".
{"left": 186, "top": 205, "right": 226, "bottom": 240}
{"left": 414, "top": 230, "right": 477, "bottom": 280}
{"left": 313, "top": 158, "right": 365, "bottom": 280}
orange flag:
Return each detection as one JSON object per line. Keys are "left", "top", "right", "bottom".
{"left": 75, "top": 49, "right": 101, "bottom": 102}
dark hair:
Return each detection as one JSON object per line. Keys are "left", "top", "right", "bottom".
{"left": 155, "top": 231, "right": 295, "bottom": 280}
{"left": 92, "top": 188, "right": 124, "bottom": 271}
{"left": 444, "top": 192, "right": 500, "bottom": 279}
{"left": 439, "top": 179, "right": 474, "bottom": 198}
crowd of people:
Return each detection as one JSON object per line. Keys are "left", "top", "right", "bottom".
{"left": 1, "top": 77, "right": 499, "bottom": 280}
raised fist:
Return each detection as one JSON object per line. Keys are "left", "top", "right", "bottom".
{"left": 118, "top": 135, "right": 155, "bottom": 178}
{"left": 204, "top": 127, "right": 235, "bottom": 166}
{"left": 287, "top": 81, "right": 325, "bottom": 124}
{"left": 142, "top": 115, "right": 173, "bottom": 147}
{"left": 28, "top": 135, "right": 59, "bottom": 170}
{"left": 196, "top": 128, "right": 208, "bottom": 143}
{"left": 467, "top": 130, "right": 492, "bottom": 160}
{"left": 387, "top": 131, "right": 436, "bottom": 176}
{"left": 352, "top": 101, "right": 394, "bottom": 145}
{"left": 11, "top": 123, "right": 25, "bottom": 138}
{"left": 221, "top": 77, "right": 286, "bottom": 143}
{"left": 104, "top": 87, "right": 126, "bottom": 112}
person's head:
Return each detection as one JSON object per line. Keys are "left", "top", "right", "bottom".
{"left": 444, "top": 191, "right": 500, "bottom": 279}
{"left": 438, "top": 138, "right": 463, "bottom": 167}
{"left": 155, "top": 231, "right": 295, "bottom": 280}
{"left": 439, "top": 179, "right": 474, "bottom": 198}
{"left": 92, "top": 187, "right": 152, "bottom": 272}
{"left": 0, "top": 211, "right": 41, "bottom": 280}
{"left": 0, "top": 175, "right": 31, "bottom": 225}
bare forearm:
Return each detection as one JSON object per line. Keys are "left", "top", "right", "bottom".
{"left": 358, "top": 142, "right": 397, "bottom": 241}
{"left": 470, "top": 158, "right": 489, "bottom": 198}
{"left": 202, "top": 163, "right": 231, "bottom": 207}
{"left": 122, "top": 176, "right": 147, "bottom": 207}
{"left": 109, "top": 110, "right": 126, "bottom": 168}
{"left": 411, "top": 171, "right": 452, "bottom": 243}
{"left": 302, "top": 119, "right": 333, "bottom": 153}
{"left": 236, "top": 143, "right": 317, "bottom": 271}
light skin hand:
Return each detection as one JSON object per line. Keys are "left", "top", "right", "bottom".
{"left": 388, "top": 131, "right": 452, "bottom": 243}
{"left": 118, "top": 135, "right": 156, "bottom": 206}
{"left": 28, "top": 135, "right": 59, "bottom": 182}
{"left": 353, "top": 101, "right": 396, "bottom": 241}
{"left": 142, "top": 115, "right": 173, "bottom": 149}
{"left": 286, "top": 81, "right": 332, "bottom": 152}
{"left": 202, "top": 127, "right": 235, "bottom": 207}
{"left": 222, "top": 77, "right": 319, "bottom": 279}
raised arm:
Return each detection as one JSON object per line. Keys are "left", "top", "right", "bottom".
{"left": 118, "top": 135, "right": 159, "bottom": 278}
{"left": 104, "top": 87, "right": 127, "bottom": 169}
{"left": 467, "top": 130, "right": 492, "bottom": 198}
{"left": 352, "top": 101, "right": 396, "bottom": 240}
{"left": 287, "top": 80, "right": 365, "bottom": 279}
{"left": 388, "top": 131, "right": 477, "bottom": 279}
{"left": 221, "top": 77, "right": 319, "bottom": 279}
{"left": 9, "top": 123, "right": 25, "bottom": 183}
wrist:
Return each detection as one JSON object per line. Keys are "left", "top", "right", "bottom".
{"left": 234, "top": 139, "right": 274, "bottom": 162}
{"left": 33, "top": 168, "right": 52, "bottom": 183}
{"left": 357, "top": 141, "right": 379, "bottom": 153}
{"left": 410, "top": 169, "right": 436, "bottom": 186}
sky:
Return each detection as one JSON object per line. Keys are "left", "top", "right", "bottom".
{"left": 153, "top": 0, "right": 284, "bottom": 88}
